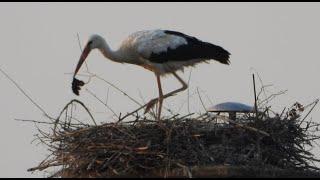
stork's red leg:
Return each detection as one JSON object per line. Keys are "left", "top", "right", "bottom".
{"left": 157, "top": 71, "right": 188, "bottom": 101}
{"left": 156, "top": 74, "right": 164, "bottom": 121}
{"left": 144, "top": 72, "right": 188, "bottom": 118}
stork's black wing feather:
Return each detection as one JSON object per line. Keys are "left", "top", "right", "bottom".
{"left": 149, "top": 30, "right": 230, "bottom": 65}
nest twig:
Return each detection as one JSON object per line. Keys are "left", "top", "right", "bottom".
{"left": 27, "top": 99, "right": 320, "bottom": 178}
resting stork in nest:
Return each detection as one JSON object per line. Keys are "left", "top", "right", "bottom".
{"left": 72, "top": 29, "right": 231, "bottom": 121}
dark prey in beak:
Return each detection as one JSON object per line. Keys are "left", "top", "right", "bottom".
{"left": 72, "top": 78, "right": 85, "bottom": 96}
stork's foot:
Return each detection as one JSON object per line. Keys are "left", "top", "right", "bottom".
{"left": 144, "top": 98, "right": 158, "bottom": 114}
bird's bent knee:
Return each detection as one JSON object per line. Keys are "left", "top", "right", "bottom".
{"left": 183, "top": 84, "right": 188, "bottom": 90}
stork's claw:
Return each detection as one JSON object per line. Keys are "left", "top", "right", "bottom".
{"left": 72, "top": 78, "right": 85, "bottom": 96}
{"left": 144, "top": 98, "right": 158, "bottom": 114}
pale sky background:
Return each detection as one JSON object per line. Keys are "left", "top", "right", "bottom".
{"left": 0, "top": 2, "right": 320, "bottom": 177}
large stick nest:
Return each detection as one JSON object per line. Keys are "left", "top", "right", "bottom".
{"left": 28, "top": 99, "right": 320, "bottom": 178}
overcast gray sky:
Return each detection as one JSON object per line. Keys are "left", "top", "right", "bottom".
{"left": 0, "top": 2, "right": 320, "bottom": 177}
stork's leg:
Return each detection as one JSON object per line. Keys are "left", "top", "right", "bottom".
{"left": 164, "top": 71, "right": 188, "bottom": 99}
{"left": 156, "top": 74, "right": 164, "bottom": 121}
{"left": 145, "top": 72, "right": 188, "bottom": 116}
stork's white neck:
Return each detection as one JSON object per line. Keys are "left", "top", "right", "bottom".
{"left": 97, "top": 39, "right": 125, "bottom": 64}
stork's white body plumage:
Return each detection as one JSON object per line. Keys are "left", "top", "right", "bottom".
{"left": 117, "top": 30, "right": 190, "bottom": 74}
{"left": 72, "top": 29, "right": 231, "bottom": 120}
{"left": 124, "top": 30, "right": 188, "bottom": 58}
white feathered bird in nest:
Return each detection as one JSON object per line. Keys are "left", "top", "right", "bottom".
{"left": 72, "top": 29, "right": 231, "bottom": 120}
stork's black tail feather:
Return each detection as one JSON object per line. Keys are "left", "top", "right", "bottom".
{"left": 207, "top": 43, "right": 231, "bottom": 65}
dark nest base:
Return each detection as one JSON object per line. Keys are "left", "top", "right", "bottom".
{"left": 28, "top": 101, "right": 320, "bottom": 178}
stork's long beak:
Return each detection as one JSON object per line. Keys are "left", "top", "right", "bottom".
{"left": 73, "top": 44, "right": 91, "bottom": 78}
{"left": 72, "top": 44, "right": 91, "bottom": 95}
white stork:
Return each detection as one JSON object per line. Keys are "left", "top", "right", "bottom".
{"left": 72, "top": 29, "right": 231, "bottom": 121}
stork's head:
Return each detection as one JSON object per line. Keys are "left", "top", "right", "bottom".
{"left": 73, "top": 34, "right": 104, "bottom": 77}
{"left": 87, "top": 34, "right": 105, "bottom": 50}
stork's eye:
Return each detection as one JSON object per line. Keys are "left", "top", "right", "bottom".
{"left": 88, "top": 41, "right": 93, "bottom": 46}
